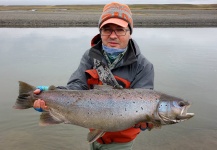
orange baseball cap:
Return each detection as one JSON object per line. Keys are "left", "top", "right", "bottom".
{"left": 100, "top": 18, "right": 128, "bottom": 28}
{"left": 98, "top": 2, "right": 133, "bottom": 34}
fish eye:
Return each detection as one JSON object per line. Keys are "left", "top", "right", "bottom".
{"left": 178, "top": 101, "right": 186, "bottom": 107}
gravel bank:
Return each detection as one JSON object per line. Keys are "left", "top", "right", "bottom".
{"left": 0, "top": 10, "right": 217, "bottom": 27}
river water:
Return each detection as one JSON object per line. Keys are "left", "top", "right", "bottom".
{"left": 0, "top": 28, "right": 217, "bottom": 150}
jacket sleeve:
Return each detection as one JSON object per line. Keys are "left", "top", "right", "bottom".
{"left": 57, "top": 50, "right": 93, "bottom": 90}
{"left": 130, "top": 56, "right": 154, "bottom": 89}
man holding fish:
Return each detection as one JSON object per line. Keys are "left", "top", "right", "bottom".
{"left": 34, "top": 2, "right": 154, "bottom": 150}
{"left": 14, "top": 2, "right": 194, "bottom": 149}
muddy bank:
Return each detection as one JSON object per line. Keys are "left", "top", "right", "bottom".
{"left": 0, "top": 10, "right": 217, "bottom": 27}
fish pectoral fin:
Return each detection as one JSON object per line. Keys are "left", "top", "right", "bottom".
{"left": 147, "top": 120, "right": 162, "bottom": 129}
{"left": 39, "top": 112, "right": 63, "bottom": 126}
{"left": 152, "top": 123, "right": 162, "bottom": 129}
{"left": 87, "top": 129, "right": 105, "bottom": 143}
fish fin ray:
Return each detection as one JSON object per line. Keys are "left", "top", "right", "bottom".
{"left": 18, "top": 81, "right": 36, "bottom": 94}
{"left": 40, "top": 112, "right": 63, "bottom": 126}
{"left": 93, "top": 85, "right": 113, "bottom": 90}
{"left": 93, "top": 84, "right": 123, "bottom": 90}
{"left": 13, "top": 81, "right": 36, "bottom": 109}
{"left": 87, "top": 129, "right": 105, "bottom": 143}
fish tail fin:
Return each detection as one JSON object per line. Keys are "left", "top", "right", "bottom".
{"left": 13, "top": 81, "right": 36, "bottom": 109}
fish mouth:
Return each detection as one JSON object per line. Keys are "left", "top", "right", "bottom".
{"left": 158, "top": 105, "right": 194, "bottom": 124}
{"left": 176, "top": 104, "right": 194, "bottom": 120}
{"left": 176, "top": 113, "right": 194, "bottom": 120}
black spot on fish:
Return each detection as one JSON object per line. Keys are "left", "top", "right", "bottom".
{"left": 136, "top": 111, "right": 138, "bottom": 113}
{"left": 141, "top": 107, "right": 143, "bottom": 110}
{"left": 133, "top": 102, "right": 135, "bottom": 103}
{"left": 125, "top": 108, "right": 127, "bottom": 111}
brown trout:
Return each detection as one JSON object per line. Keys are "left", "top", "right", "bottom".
{"left": 14, "top": 81, "right": 194, "bottom": 143}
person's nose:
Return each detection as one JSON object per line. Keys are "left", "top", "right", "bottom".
{"left": 109, "top": 30, "right": 118, "bottom": 38}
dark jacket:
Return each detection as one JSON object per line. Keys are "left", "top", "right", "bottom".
{"left": 59, "top": 35, "right": 154, "bottom": 90}
{"left": 58, "top": 35, "right": 155, "bottom": 144}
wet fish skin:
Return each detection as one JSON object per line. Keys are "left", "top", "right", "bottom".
{"left": 16, "top": 84, "right": 159, "bottom": 131}
{"left": 14, "top": 81, "right": 194, "bottom": 142}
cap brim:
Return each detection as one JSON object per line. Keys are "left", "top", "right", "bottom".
{"left": 100, "top": 18, "right": 128, "bottom": 28}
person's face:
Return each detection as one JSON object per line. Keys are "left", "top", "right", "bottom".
{"left": 100, "top": 23, "right": 131, "bottom": 49}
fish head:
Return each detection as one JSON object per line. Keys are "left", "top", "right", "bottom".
{"left": 157, "top": 97, "right": 194, "bottom": 125}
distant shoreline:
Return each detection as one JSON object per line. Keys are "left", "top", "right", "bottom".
{"left": 0, "top": 5, "right": 217, "bottom": 27}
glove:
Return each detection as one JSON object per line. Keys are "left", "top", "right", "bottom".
{"left": 34, "top": 85, "right": 49, "bottom": 95}
{"left": 36, "top": 86, "right": 49, "bottom": 92}
{"left": 134, "top": 122, "right": 154, "bottom": 131}
{"left": 34, "top": 107, "right": 44, "bottom": 112}
{"left": 34, "top": 85, "right": 49, "bottom": 112}
{"left": 34, "top": 99, "right": 48, "bottom": 112}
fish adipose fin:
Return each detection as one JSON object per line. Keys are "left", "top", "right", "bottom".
{"left": 48, "top": 85, "right": 56, "bottom": 90}
{"left": 40, "top": 112, "right": 64, "bottom": 126}
{"left": 13, "top": 81, "right": 36, "bottom": 109}
{"left": 87, "top": 129, "right": 105, "bottom": 143}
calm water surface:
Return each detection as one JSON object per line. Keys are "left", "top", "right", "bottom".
{"left": 0, "top": 28, "right": 217, "bottom": 150}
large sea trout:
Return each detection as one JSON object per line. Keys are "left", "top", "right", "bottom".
{"left": 14, "top": 81, "right": 194, "bottom": 143}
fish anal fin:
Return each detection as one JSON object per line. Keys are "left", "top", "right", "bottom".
{"left": 87, "top": 129, "right": 105, "bottom": 143}
{"left": 39, "top": 112, "right": 63, "bottom": 126}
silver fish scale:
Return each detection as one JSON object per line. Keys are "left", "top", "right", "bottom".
{"left": 36, "top": 89, "right": 161, "bottom": 131}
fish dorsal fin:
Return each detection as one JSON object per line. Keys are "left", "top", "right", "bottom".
{"left": 39, "top": 112, "right": 63, "bottom": 126}
{"left": 87, "top": 129, "right": 105, "bottom": 143}
{"left": 93, "top": 84, "right": 123, "bottom": 90}
{"left": 93, "top": 84, "right": 113, "bottom": 90}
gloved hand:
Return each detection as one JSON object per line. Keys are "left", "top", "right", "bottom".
{"left": 33, "top": 86, "right": 49, "bottom": 112}
{"left": 34, "top": 86, "right": 49, "bottom": 94}
{"left": 134, "top": 122, "right": 154, "bottom": 131}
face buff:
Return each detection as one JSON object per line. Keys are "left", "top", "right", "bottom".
{"left": 102, "top": 44, "right": 127, "bottom": 64}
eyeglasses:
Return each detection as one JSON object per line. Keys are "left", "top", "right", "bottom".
{"left": 100, "top": 28, "right": 130, "bottom": 36}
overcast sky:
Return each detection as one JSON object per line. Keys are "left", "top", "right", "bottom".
{"left": 0, "top": 0, "right": 217, "bottom": 5}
